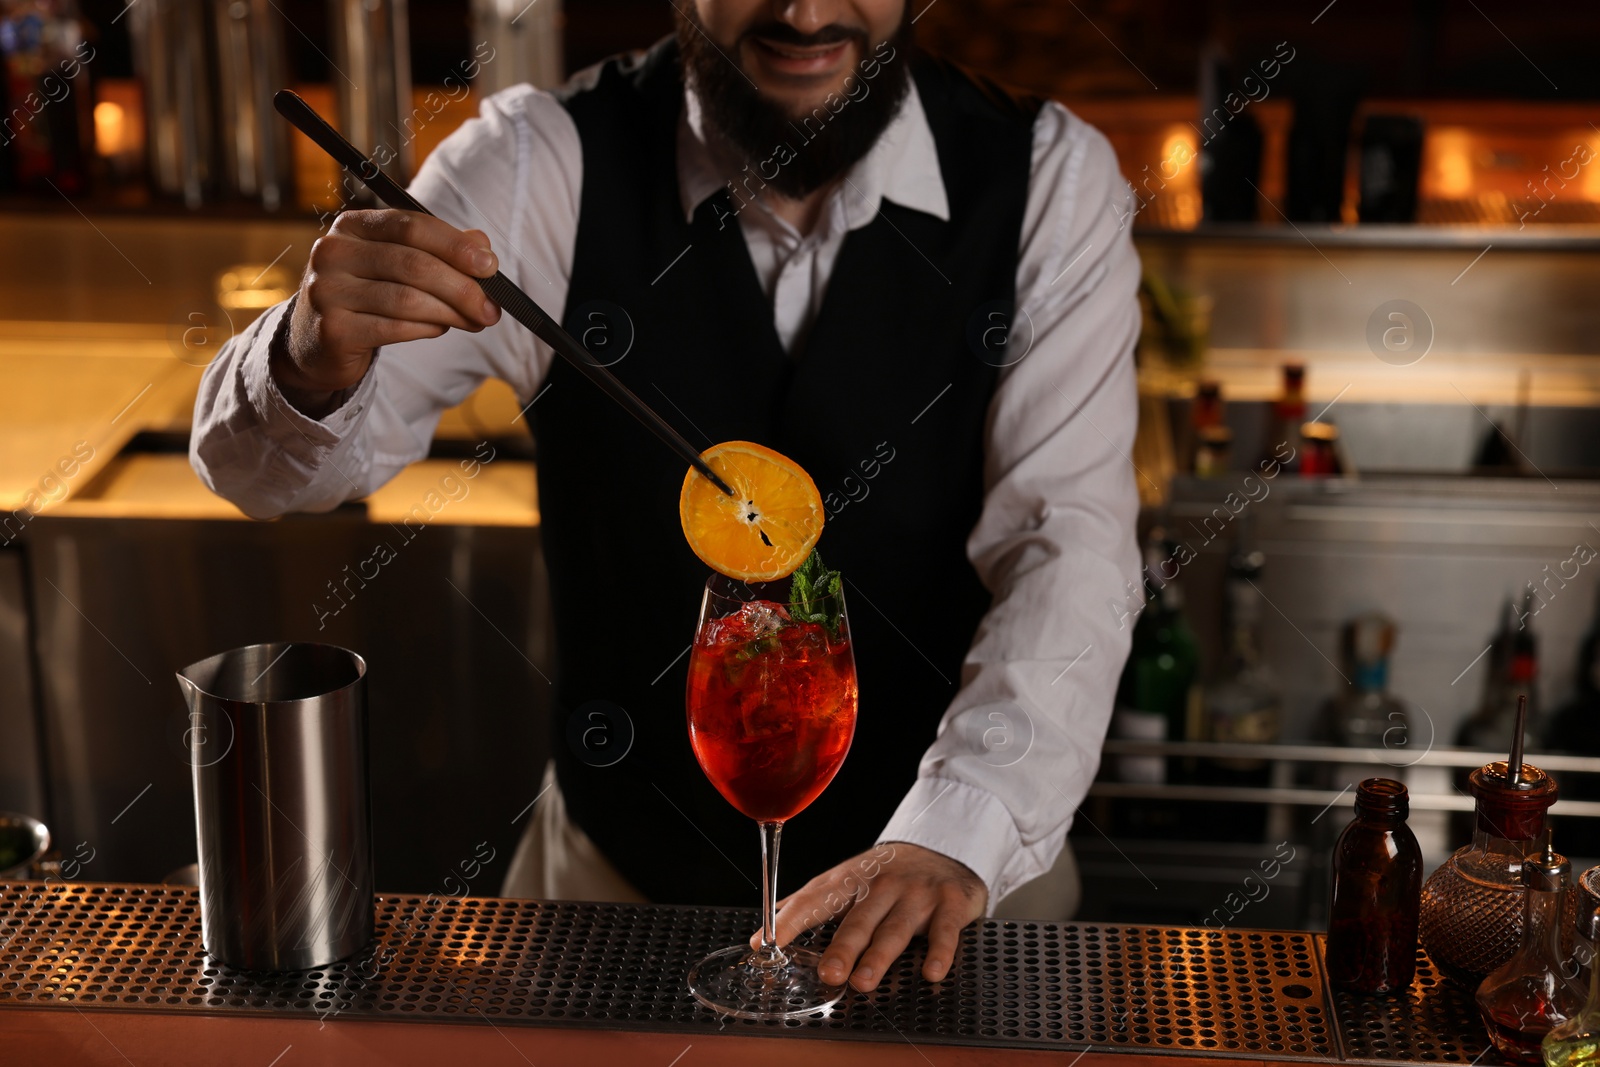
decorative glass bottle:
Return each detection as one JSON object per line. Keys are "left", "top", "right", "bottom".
{"left": 1545, "top": 905, "right": 1600, "bottom": 1067}
{"left": 1420, "top": 698, "right": 1563, "bottom": 985}
{"left": 1327, "top": 778, "right": 1424, "bottom": 994}
{"left": 1477, "top": 833, "right": 1584, "bottom": 1063}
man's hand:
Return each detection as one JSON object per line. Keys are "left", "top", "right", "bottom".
{"left": 753, "top": 842, "right": 987, "bottom": 991}
{"left": 277, "top": 209, "right": 502, "bottom": 413}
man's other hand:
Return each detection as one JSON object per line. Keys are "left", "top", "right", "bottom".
{"left": 751, "top": 842, "right": 987, "bottom": 991}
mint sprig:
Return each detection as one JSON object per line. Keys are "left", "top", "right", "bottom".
{"left": 788, "top": 549, "right": 843, "bottom": 636}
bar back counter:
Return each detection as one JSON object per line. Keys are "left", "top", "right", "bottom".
{"left": 0, "top": 881, "right": 1489, "bottom": 1066}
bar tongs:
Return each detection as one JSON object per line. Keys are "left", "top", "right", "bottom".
{"left": 272, "top": 89, "right": 735, "bottom": 497}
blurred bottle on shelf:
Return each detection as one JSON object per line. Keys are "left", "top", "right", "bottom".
{"left": 1284, "top": 60, "right": 1362, "bottom": 223}
{"left": 129, "top": 0, "right": 214, "bottom": 207}
{"left": 0, "top": 0, "right": 94, "bottom": 195}
{"left": 1459, "top": 592, "right": 1541, "bottom": 753}
{"left": 1203, "top": 525, "right": 1282, "bottom": 770}
{"left": 1261, "top": 363, "right": 1307, "bottom": 474}
{"left": 1111, "top": 527, "right": 1201, "bottom": 786}
{"left": 1188, "top": 380, "right": 1231, "bottom": 477}
{"left": 1320, "top": 613, "right": 1407, "bottom": 749}
{"left": 1357, "top": 115, "right": 1425, "bottom": 224}
{"left": 1476, "top": 831, "right": 1584, "bottom": 1064}
{"left": 1545, "top": 586, "right": 1600, "bottom": 753}
{"left": 1191, "top": 380, "right": 1223, "bottom": 439}
{"left": 1299, "top": 420, "right": 1345, "bottom": 477}
{"left": 1326, "top": 778, "right": 1424, "bottom": 995}
{"left": 331, "top": 0, "right": 414, "bottom": 191}
{"left": 1197, "top": 40, "right": 1264, "bottom": 223}
{"left": 1195, "top": 424, "right": 1233, "bottom": 479}
{"left": 211, "top": 0, "right": 293, "bottom": 210}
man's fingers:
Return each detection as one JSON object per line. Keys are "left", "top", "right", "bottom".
{"left": 738, "top": 845, "right": 984, "bottom": 992}
{"left": 816, "top": 886, "right": 896, "bottom": 988}
{"left": 332, "top": 209, "right": 499, "bottom": 278}
{"left": 336, "top": 278, "right": 489, "bottom": 332}
{"left": 921, "top": 903, "right": 968, "bottom": 983}
{"left": 334, "top": 241, "right": 499, "bottom": 327}
{"left": 848, "top": 898, "right": 929, "bottom": 992}
{"left": 765, "top": 891, "right": 819, "bottom": 948}
{"left": 324, "top": 310, "right": 449, "bottom": 352}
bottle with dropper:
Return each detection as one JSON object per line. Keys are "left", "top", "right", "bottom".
{"left": 1476, "top": 828, "right": 1584, "bottom": 1063}
{"left": 1421, "top": 695, "right": 1568, "bottom": 984}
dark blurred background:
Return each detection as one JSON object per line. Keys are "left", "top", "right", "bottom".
{"left": 66, "top": 0, "right": 1600, "bottom": 98}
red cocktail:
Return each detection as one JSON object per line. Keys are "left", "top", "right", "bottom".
{"left": 685, "top": 570, "right": 858, "bottom": 1020}
{"left": 687, "top": 601, "right": 857, "bottom": 822}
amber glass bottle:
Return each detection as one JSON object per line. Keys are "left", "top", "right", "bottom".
{"left": 1326, "top": 778, "right": 1425, "bottom": 994}
{"left": 1420, "top": 760, "right": 1562, "bottom": 984}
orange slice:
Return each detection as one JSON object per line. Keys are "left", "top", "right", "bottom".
{"left": 679, "top": 441, "right": 823, "bottom": 582}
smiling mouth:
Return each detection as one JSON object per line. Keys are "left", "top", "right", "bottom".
{"left": 750, "top": 37, "right": 852, "bottom": 64}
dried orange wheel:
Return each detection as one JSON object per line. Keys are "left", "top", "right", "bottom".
{"left": 679, "top": 441, "right": 823, "bottom": 582}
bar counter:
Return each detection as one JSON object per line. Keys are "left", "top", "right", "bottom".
{"left": 0, "top": 881, "right": 1492, "bottom": 1066}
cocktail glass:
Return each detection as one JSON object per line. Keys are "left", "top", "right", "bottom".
{"left": 685, "top": 573, "right": 859, "bottom": 1019}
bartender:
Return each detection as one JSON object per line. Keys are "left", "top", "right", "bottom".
{"left": 190, "top": 0, "right": 1140, "bottom": 993}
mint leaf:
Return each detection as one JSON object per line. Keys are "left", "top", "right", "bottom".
{"left": 788, "top": 549, "right": 843, "bottom": 637}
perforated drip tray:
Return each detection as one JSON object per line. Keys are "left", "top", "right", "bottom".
{"left": 0, "top": 882, "right": 1387, "bottom": 1059}
{"left": 1319, "top": 942, "right": 1498, "bottom": 1065}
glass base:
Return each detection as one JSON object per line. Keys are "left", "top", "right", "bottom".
{"left": 687, "top": 944, "right": 845, "bottom": 1020}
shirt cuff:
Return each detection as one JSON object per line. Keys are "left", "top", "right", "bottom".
{"left": 243, "top": 295, "right": 381, "bottom": 464}
{"left": 877, "top": 777, "right": 1028, "bottom": 914}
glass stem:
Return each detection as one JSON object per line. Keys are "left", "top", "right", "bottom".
{"left": 759, "top": 820, "right": 784, "bottom": 964}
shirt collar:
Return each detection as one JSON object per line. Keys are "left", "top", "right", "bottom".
{"left": 676, "top": 74, "right": 949, "bottom": 228}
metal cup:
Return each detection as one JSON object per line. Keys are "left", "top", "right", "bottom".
{"left": 177, "top": 642, "right": 373, "bottom": 971}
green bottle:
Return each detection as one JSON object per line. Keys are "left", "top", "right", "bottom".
{"left": 1112, "top": 528, "right": 1201, "bottom": 784}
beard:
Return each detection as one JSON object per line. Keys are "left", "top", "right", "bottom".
{"left": 675, "top": 7, "right": 914, "bottom": 200}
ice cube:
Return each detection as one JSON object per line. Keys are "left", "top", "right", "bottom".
{"left": 703, "top": 600, "right": 790, "bottom": 649}
{"left": 736, "top": 601, "right": 790, "bottom": 637}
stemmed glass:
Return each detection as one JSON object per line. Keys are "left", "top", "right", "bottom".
{"left": 685, "top": 573, "right": 859, "bottom": 1019}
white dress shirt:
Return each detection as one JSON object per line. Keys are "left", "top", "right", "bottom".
{"left": 190, "top": 67, "right": 1143, "bottom": 911}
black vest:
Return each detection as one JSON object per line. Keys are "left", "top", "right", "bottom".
{"left": 535, "top": 38, "right": 1040, "bottom": 905}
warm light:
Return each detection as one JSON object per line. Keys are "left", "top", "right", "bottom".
{"left": 1428, "top": 127, "right": 1473, "bottom": 200}
{"left": 1584, "top": 132, "right": 1600, "bottom": 201}
{"left": 93, "top": 101, "right": 126, "bottom": 157}
{"left": 1160, "top": 126, "right": 1202, "bottom": 228}
{"left": 1161, "top": 127, "right": 1199, "bottom": 181}
{"left": 216, "top": 265, "right": 294, "bottom": 311}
